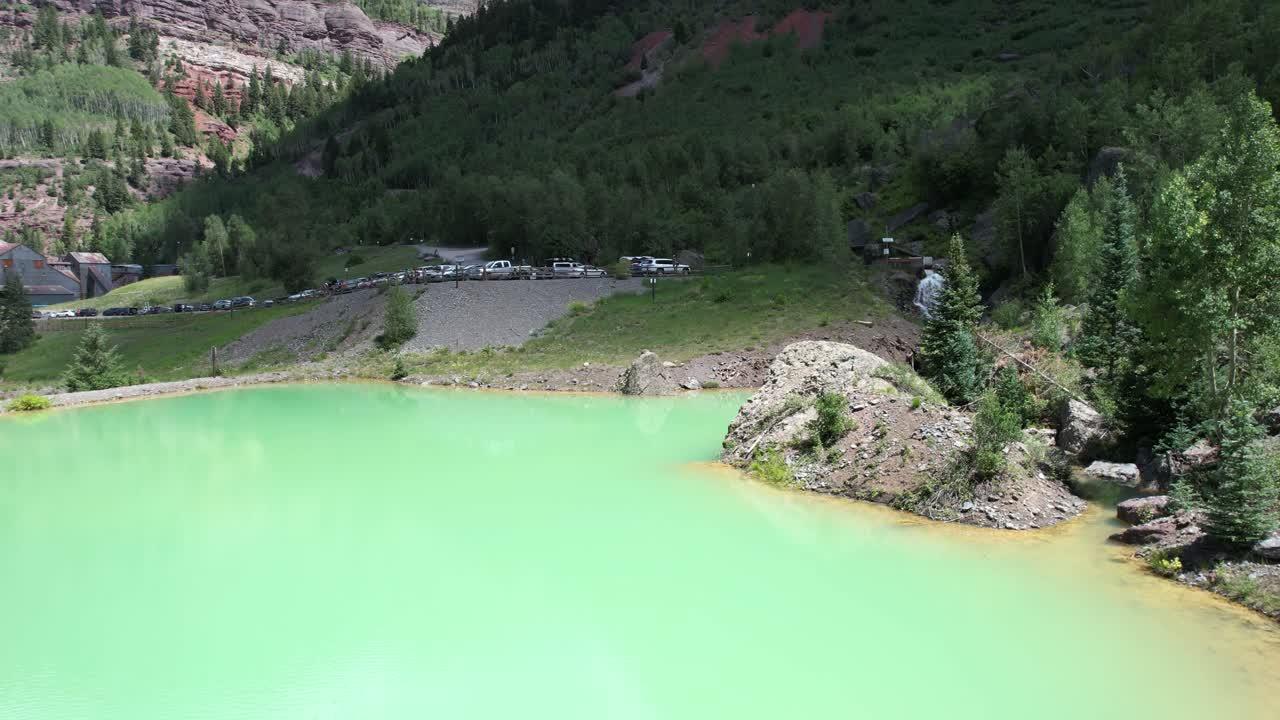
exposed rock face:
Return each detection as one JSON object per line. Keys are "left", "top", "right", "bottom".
{"left": 1056, "top": 398, "right": 1113, "bottom": 458}
{"left": 1116, "top": 495, "right": 1171, "bottom": 525}
{"left": 144, "top": 157, "right": 205, "bottom": 198}
{"left": 723, "top": 341, "right": 890, "bottom": 463}
{"left": 619, "top": 351, "right": 680, "bottom": 396}
{"left": 46, "top": 0, "right": 437, "bottom": 66}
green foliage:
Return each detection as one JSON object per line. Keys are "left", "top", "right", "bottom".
{"left": 1146, "top": 548, "right": 1183, "bottom": 578}
{"left": 990, "top": 301, "right": 1023, "bottom": 330}
{"left": 1031, "top": 283, "right": 1063, "bottom": 351}
{"left": 1204, "top": 402, "right": 1279, "bottom": 547}
{"left": 377, "top": 286, "right": 417, "bottom": 349}
{"left": 0, "top": 271, "right": 37, "bottom": 354}
{"left": 993, "top": 365, "right": 1034, "bottom": 428}
{"left": 63, "top": 324, "right": 127, "bottom": 392}
{"left": 6, "top": 394, "right": 52, "bottom": 412}
{"left": 749, "top": 447, "right": 795, "bottom": 488}
{"left": 1077, "top": 169, "right": 1140, "bottom": 379}
{"left": 972, "top": 389, "right": 1023, "bottom": 480}
{"left": 808, "top": 391, "right": 854, "bottom": 449}
{"left": 1141, "top": 91, "right": 1280, "bottom": 416}
{"left": 921, "top": 235, "right": 984, "bottom": 404}
{"left": 0, "top": 65, "right": 168, "bottom": 152}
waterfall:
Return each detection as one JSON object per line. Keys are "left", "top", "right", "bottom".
{"left": 913, "top": 269, "right": 945, "bottom": 319}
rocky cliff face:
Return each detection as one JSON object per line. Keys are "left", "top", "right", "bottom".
{"left": 46, "top": 0, "right": 436, "bottom": 66}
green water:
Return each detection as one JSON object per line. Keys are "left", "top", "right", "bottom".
{"left": 3, "top": 385, "right": 1279, "bottom": 720}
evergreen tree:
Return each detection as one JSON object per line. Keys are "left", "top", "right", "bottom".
{"left": 921, "top": 234, "right": 984, "bottom": 403}
{"left": 194, "top": 80, "right": 207, "bottom": 111}
{"left": 1031, "top": 282, "right": 1063, "bottom": 351}
{"left": 212, "top": 81, "right": 227, "bottom": 117}
{"left": 57, "top": 207, "right": 78, "bottom": 255}
{"left": 1205, "top": 401, "right": 1279, "bottom": 547}
{"left": 1077, "top": 168, "right": 1139, "bottom": 381}
{"left": 0, "top": 271, "right": 36, "bottom": 354}
{"left": 244, "top": 67, "right": 261, "bottom": 115}
{"left": 85, "top": 129, "right": 108, "bottom": 159}
{"left": 63, "top": 324, "right": 126, "bottom": 392}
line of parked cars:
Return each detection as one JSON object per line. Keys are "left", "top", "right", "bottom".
{"left": 34, "top": 255, "right": 696, "bottom": 320}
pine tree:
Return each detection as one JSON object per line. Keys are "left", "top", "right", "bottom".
{"left": 921, "top": 234, "right": 984, "bottom": 403}
{"left": 63, "top": 324, "right": 126, "bottom": 392}
{"left": 0, "top": 271, "right": 36, "bottom": 354}
{"left": 194, "top": 80, "right": 207, "bottom": 111}
{"left": 1077, "top": 167, "right": 1139, "bottom": 380}
{"left": 244, "top": 67, "right": 260, "bottom": 115}
{"left": 1205, "top": 401, "right": 1279, "bottom": 547}
{"left": 212, "top": 81, "right": 227, "bottom": 117}
{"left": 1031, "top": 282, "right": 1063, "bottom": 351}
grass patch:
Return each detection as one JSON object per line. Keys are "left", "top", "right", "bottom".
{"left": 873, "top": 363, "right": 946, "bottom": 406}
{"left": 1212, "top": 564, "right": 1280, "bottom": 615}
{"left": 0, "top": 303, "right": 313, "bottom": 387}
{"left": 381, "top": 262, "right": 890, "bottom": 378}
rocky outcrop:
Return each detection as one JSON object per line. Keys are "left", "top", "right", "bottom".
{"left": 1110, "top": 512, "right": 1204, "bottom": 547}
{"left": 1116, "top": 495, "right": 1171, "bottom": 525}
{"left": 618, "top": 351, "right": 680, "bottom": 396}
{"left": 43, "top": 0, "right": 437, "bottom": 66}
{"left": 721, "top": 341, "right": 1086, "bottom": 530}
{"left": 144, "top": 157, "right": 205, "bottom": 198}
{"left": 723, "top": 341, "right": 890, "bottom": 462}
{"left": 1056, "top": 398, "right": 1113, "bottom": 458}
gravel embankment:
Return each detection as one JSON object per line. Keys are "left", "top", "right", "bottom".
{"left": 402, "top": 278, "right": 646, "bottom": 352}
{"left": 219, "top": 291, "right": 385, "bottom": 365}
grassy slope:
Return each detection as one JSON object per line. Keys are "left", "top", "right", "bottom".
{"left": 1, "top": 302, "right": 315, "bottom": 386}
{"left": 376, "top": 262, "right": 893, "bottom": 378}
{"left": 43, "top": 244, "right": 423, "bottom": 310}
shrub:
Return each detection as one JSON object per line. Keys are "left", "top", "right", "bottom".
{"left": 568, "top": 300, "right": 590, "bottom": 316}
{"left": 873, "top": 363, "right": 946, "bottom": 406}
{"left": 376, "top": 286, "right": 416, "bottom": 349}
{"left": 610, "top": 260, "right": 632, "bottom": 279}
{"left": 390, "top": 356, "right": 408, "bottom": 381}
{"left": 971, "top": 389, "right": 1022, "bottom": 479}
{"left": 1030, "top": 283, "right": 1063, "bottom": 350}
{"left": 6, "top": 394, "right": 51, "bottom": 412}
{"left": 808, "top": 391, "right": 854, "bottom": 448}
{"left": 702, "top": 380, "right": 721, "bottom": 389}
{"left": 990, "top": 300, "right": 1024, "bottom": 330}
{"left": 346, "top": 253, "right": 366, "bottom": 268}
{"left": 993, "top": 365, "right": 1033, "bottom": 427}
{"left": 750, "top": 447, "right": 795, "bottom": 487}
{"left": 1147, "top": 548, "right": 1183, "bottom": 578}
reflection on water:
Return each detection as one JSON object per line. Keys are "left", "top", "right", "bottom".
{"left": 2, "top": 384, "right": 1278, "bottom": 720}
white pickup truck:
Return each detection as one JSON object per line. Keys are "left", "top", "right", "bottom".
{"left": 468, "top": 260, "right": 521, "bottom": 280}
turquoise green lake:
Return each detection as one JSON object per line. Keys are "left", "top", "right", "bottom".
{"left": 3, "top": 385, "right": 1279, "bottom": 719}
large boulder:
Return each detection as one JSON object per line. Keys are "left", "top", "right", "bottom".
{"left": 619, "top": 351, "right": 680, "bottom": 396}
{"left": 722, "top": 341, "right": 889, "bottom": 464}
{"left": 1116, "top": 495, "right": 1171, "bottom": 525}
{"left": 1255, "top": 532, "right": 1280, "bottom": 561}
{"left": 1082, "top": 461, "right": 1140, "bottom": 486}
{"left": 1110, "top": 512, "right": 1204, "bottom": 547}
{"left": 1056, "top": 398, "right": 1113, "bottom": 458}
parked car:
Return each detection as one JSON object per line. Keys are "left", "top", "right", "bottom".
{"left": 262, "top": 299, "right": 274, "bottom": 308}
{"left": 635, "top": 258, "right": 691, "bottom": 275}
{"left": 196, "top": 303, "right": 213, "bottom": 312}
{"left": 581, "top": 265, "right": 609, "bottom": 278}
{"left": 54, "top": 309, "right": 78, "bottom": 318}
{"left": 231, "top": 296, "right": 256, "bottom": 308}
{"left": 469, "top": 260, "right": 518, "bottom": 280}
{"left": 173, "top": 304, "right": 194, "bottom": 313}
{"left": 213, "top": 299, "right": 233, "bottom": 310}
{"left": 31, "top": 310, "right": 43, "bottom": 319}
{"left": 552, "top": 261, "right": 586, "bottom": 278}
{"left": 76, "top": 308, "right": 99, "bottom": 317}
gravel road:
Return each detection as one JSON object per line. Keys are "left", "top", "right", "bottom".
{"left": 403, "top": 278, "right": 646, "bottom": 352}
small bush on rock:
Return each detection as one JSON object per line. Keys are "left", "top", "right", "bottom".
{"left": 1147, "top": 548, "right": 1183, "bottom": 578}
{"left": 750, "top": 447, "right": 795, "bottom": 487}
{"left": 809, "top": 391, "right": 854, "bottom": 448}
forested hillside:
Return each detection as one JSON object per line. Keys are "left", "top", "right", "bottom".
{"left": 114, "top": 1, "right": 1278, "bottom": 284}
